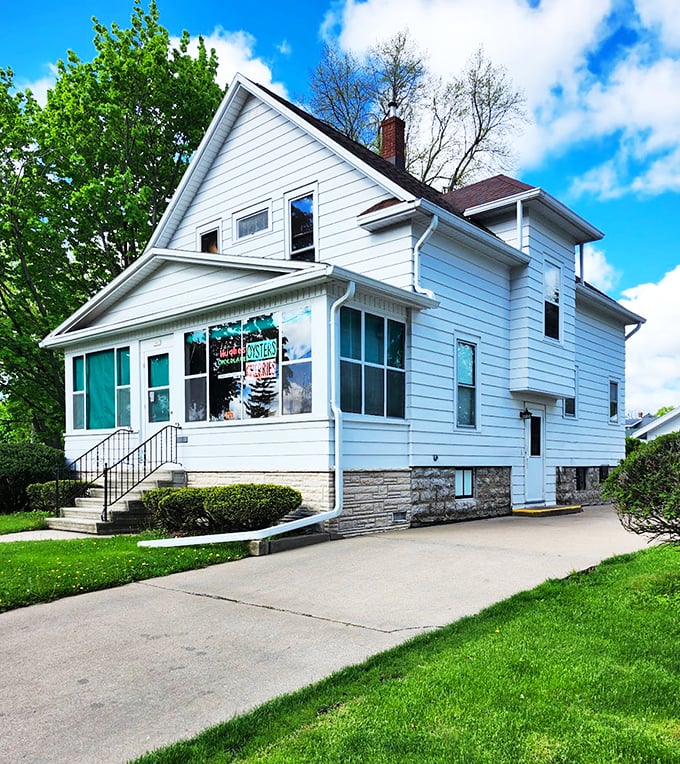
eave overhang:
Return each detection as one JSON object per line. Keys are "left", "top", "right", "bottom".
{"left": 462, "top": 188, "right": 604, "bottom": 245}
{"left": 575, "top": 281, "right": 645, "bottom": 326}
{"left": 41, "top": 252, "right": 439, "bottom": 350}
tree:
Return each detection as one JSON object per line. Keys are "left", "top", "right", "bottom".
{"left": 308, "top": 32, "right": 527, "bottom": 191}
{"left": 0, "top": 1, "right": 224, "bottom": 445}
{"left": 655, "top": 405, "right": 675, "bottom": 417}
{"left": 603, "top": 431, "right": 680, "bottom": 543}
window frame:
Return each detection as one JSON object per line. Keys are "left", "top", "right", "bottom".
{"left": 543, "top": 260, "right": 561, "bottom": 341}
{"left": 285, "top": 184, "right": 318, "bottom": 262}
{"left": 609, "top": 380, "right": 619, "bottom": 423}
{"left": 197, "top": 220, "right": 222, "bottom": 254}
{"left": 232, "top": 200, "right": 272, "bottom": 242}
{"left": 454, "top": 335, "right": 480, "bottom": 430}
{"left": 339, "top": 306, "right": 406, "bottom": 420}
{"left": 455, "top": 468, "right": 474, "bottom": 499}
{"left": 71, "top": 345, "right": 131, "bottom": 431}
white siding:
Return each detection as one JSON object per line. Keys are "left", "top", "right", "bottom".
{"left": 166, "top": 95, "right": 414, "bottom": 289}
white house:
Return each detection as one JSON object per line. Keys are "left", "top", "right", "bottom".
{"left": 632, "top": 407, "right": 680, "bottom": 441}
{"left": 41, "top": 74, "right": 645, "bottom": 536}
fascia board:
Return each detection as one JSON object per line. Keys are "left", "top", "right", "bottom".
{"left": 464, "top": 188, "right": 604, "bottom": 243}
{"left": 42, "top": 262, "right": 438, "bottom": 349}
{"left": 417, "top": 199, "right": 530, "bottom": 268}
{"left": 40, "top": 249, "right": 315, "bottom": 348}
{"left": 575, "top": 282, "right": 645, "bottom": 325}
{"left": 633, "top": 407, "right": 680, "bottom": 439}
{"left": 356, "top": 201, "right": 418, "bottom": 231}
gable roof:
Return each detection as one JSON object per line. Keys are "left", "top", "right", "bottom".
{"left": 632, "top": 406, "right": 680, "bottom": 440}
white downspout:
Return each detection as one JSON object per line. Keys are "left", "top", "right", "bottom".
{"left": 578, "top": 243, "right": 584, "bottom": 283}
{"left": 139, "top": 281, "right": 356, "bottom": 549}
{"left": 516, "top": 200, "right": 523, "bottom": 252}
{"left": 625, "top": 323, "right": 643, "bottom": 341}
{"left": 413, "top": 215, "right": 438, "bottom": 299}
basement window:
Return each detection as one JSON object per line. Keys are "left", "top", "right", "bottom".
{"left": 455, "top": 468, "right": 474, "bottom": 498}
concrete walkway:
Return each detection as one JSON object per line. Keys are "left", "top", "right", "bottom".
{"left": 1, "top": 506, "right": 651, "bottom": 764}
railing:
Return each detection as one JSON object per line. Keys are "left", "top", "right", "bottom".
{"left": 55, "top": 428, "right": 134, "bottom": 515}
{"left": 101, "top": 424, "right": 181, "bottom": 522}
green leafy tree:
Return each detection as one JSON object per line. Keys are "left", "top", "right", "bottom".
{"left": 603, "top": 431, "right": 680, "bottom": 543}
{"left": 654, "top": 405, "right": 675, "bottom": 417}
{"left": 0, "top": 1, "right": 223, "bottom": 445}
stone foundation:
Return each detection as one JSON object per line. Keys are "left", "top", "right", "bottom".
{"left": 410, "top": 466, "right": 512, "bottom": 526}
{"left": 555, "top": 466, "right": 611, "bottom": 506}
{"left": 186, "top": 466, "right": 512, "bottom": 537}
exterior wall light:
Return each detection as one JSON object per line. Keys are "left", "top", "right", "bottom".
{"left": 519, "top": 407, "right": 532, "bottom": 420}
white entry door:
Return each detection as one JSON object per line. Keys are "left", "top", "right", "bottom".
{"left": 140, "top": 336, "right": 175, "bottom": 440}
{"left": 524, "top": 404, "right": 545, "bottom": 505}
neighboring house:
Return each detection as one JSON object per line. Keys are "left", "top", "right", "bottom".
{"left": 41, "top": 74, "right": 645, "bottom": 536}
{"left": 625, "top": 412, "right": 656, "bottom": 437}
{"left": 632, "top": 406, "right": 680, "bottom": 441}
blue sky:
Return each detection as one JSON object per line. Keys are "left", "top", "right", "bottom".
{"left": 2, "top": 0, "right": 679, "bottom": 414}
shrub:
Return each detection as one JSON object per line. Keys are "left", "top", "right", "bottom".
{"left": 204, "top": 483, "right": 302, "bottom": 532}
{"left": 26, "top": 480, "right": 92, "bottom": 513}
{"left": 603, "top": 431, "right": 680, "bottom": 542}
{"left": 626, "top": 436, "right": 645, "bottom": 458}
{"left": 144, "top": 487, "right": 210, "bottom": 536}
{"left": 0, "top": 443, "right": 66, "bottom": 514}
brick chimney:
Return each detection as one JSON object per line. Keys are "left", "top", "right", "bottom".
{"left": 381, "top": 102, "right": 405, "bottom": 170}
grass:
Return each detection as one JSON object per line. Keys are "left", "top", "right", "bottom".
{"left": 0, "top": 510, "right": 50, "bottom": 534}
{"left": 133, "top": 544, "right": 680, "bottom": 764}
{"left": 0, "top": 531, "right": 248, "bottom": 612}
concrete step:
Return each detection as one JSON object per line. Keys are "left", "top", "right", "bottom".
{"left": 512, "top": 504, "right": 582, "bottom": 517}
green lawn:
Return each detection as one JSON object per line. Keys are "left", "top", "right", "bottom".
{"left": 133, "top": 544, "right": 680, "bottom": 764}
{"left": 0, "top": 510, "right": 50, "bottom": 534}
{"left": 0, "top": 532, "right": 248, "bottom": 612}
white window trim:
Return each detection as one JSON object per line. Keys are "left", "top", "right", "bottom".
{"left": 196, "top": 219, "right": 222, "bottom": 253}
{"left": 284, "top": 183, "right": 319, "bottom": 261}
{"left": 563, "top": 367, "right": 578, "bottom": 418}
{"left": 543, "top": 259, "right": 562, "bottom": 343}
{"left": 232, "top": 199, "right": 273, "bottom": 242}
{"left": 609, "top": 379, "right": 620, "bottom": 424}
{"left": 454, "top": 332, "right": 481, "bottom": 432}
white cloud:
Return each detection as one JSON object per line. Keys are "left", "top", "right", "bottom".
{"left": 328, "top": 0, "right": 680, "bottom": 198}
{"left": 172, "top": 29, "right": 287, "bottom": 95}
{"left": 620, "top": 265, "right": 680, "bottom": 414}
{"left": 18, "top": 64, "right": 58, "bottom": 106}
{"left": 577, "top": 245, "right": 621, "bottom": 291}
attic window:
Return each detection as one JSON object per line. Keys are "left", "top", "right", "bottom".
{"left": 289, "top": 192, "right": 315, "bottom": 262}
{"left": 200, "top": 229, "right": 219, "bottom": 254}
{"left": 234, "top": 202, "right": 272, "bottom": 241}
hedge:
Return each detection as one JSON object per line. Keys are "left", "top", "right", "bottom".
{"left": 26, "top": 480, "right": 92, "bottom": 513}
{"left": 0, "top": 443, "right": 66, "bottom": 514}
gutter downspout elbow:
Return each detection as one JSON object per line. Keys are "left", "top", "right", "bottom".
{"left": 413, "top": 215, "right": 438, "bottom": 299}
{"left": 625, "top": 322, "right": 643, "bottom": 341}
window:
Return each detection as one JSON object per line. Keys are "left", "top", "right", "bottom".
{"left": 200, "top": 229, "right": 219, "bottom": 253}
{"left": 183, "top": 307, "right": 313, "bottom": 423}
{"left": 456, "top": 340, "right": 476, "bottom": 428}
{"left": 455, "top": 468, "right": 474, "bottom": 498}
{"left": 339, "top": 307, "right": 406, "bottom": 418}
{"left": 576, "top": 467, "right": 588, "bottom": 491}
{"left": 599, "top": 465, "right": 610, "bottom": 482}
{"left": 564, "top": 397, "right": 576, "bottom": 417}
{"left": 289, "top": 192, "right": 315, "bottom": 261}
{"left": 72, "top": 347, "right": 130, "bottom": 430}
{"left": 147, "top": 354, "right": 170, "bottom": 423}
{"left": 609, "top": 381, "right": 619, "bottom": 422}
{"left": 234, "top": 203, "right": 271, "bottom": 241}
{"left": 544, "top": 262, "right": 560, "bottom": 340}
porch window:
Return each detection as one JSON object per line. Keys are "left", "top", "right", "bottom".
{"left": 184, "top": 307, "right": 313, "bottom": 423}
{"left": 456, "top": 340, "right": 477, "bottom": 428}
{"left": 72, "top": 347, "right": 130, "bottom": 430}
{"left": 339, "top": 307, "right": 405, "bottom": 418}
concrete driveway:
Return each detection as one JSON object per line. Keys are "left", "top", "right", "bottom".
{"left": 1, "top": 506, "right": 651, "bottom": 764}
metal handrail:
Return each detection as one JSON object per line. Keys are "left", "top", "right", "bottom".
{"left": 101, "top": 424, "right": 181, "bottom": 521}
{"left": 55, "top": 428, "right": 134, "bottom": 515}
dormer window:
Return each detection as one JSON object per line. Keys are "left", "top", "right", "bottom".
{"left": 288, "top": 190, "right": 316, "bottom": 262}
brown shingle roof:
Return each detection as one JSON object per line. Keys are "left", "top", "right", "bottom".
{"left": 256, "top": 83, "right": 466, "bottom": 218}
{"left": 443, "top": 174, "right": 535, "bottom": 211}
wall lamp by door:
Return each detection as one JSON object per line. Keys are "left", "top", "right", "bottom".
{"left": 519, "top": 407, "right": 532, "bottom": 420}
